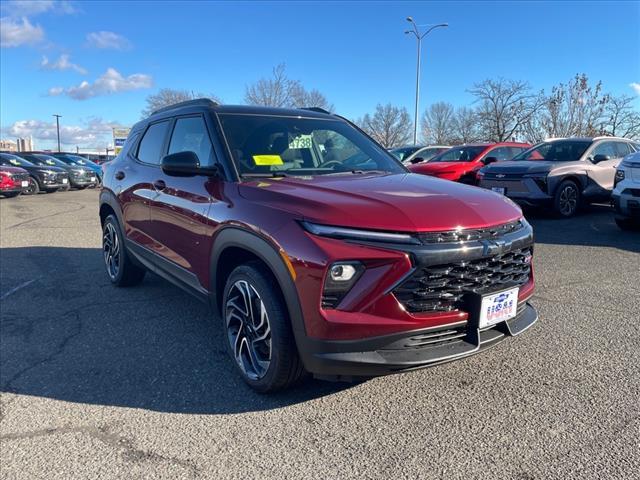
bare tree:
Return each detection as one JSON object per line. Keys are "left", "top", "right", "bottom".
{"left": 245, "top": 63, "right": 333, "bottom": 111}
{"left": 420, "top": 102, "right": 455, "bottom": 144}
{"left": 142, "top": 88, "right": 221, "bottom": 117}
{"left": 451, "top": 107, "right": 480, "bottom": 144}
{"left": 603, "top": 94, "right": 640, "bottom": 139}
{"left": 525, "top": 74, "right": 611, "bottom": 141}
{"left": 357, "top": 103, "right": 413, "bottom": 148}
{"left": 469, "top": 78, "right": 543, "bottom": 142}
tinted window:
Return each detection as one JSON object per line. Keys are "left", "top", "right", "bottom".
{"left": 389, "top": 146, "right": 422, "bottom": 161}
{"left": 591, "top": 142, "right": 618, "bottom": 159}
{"left": 614, "top": 142, "right": 632, "bottom": 158}
{"left": 431, "top": 146, "right": 486, "bottom": 162}
{"left": 137, "top": 121, "right": 170, "bottom": 165}
{"left": 168, "top": 117, "right": 213, "bottom": 166}
{"left": 483, "top": 147, "right": 512, "bottom": 162}
{"left": 509, "top": 147, "right": 526, "bottom": 158}
{"left": 0, "top": 153, "right": 36, "bottom": 167}
{"left": 513, "top": 141, "right": 591, "bottom": 162}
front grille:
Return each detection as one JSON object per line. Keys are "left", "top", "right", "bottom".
{"left": 393, "top": 247, "right": 532, "bottom": 313}
{"left": 418, "top": 220, "right": 523, "bottom": 244}
{"left": 13, "top": 173, "right": 29, "bottom": 183}
{"left": 483, "top": 172, "right": 523, "bottom": 180}
{"left": 402, "top": 324, "right": 468, "bottom": 348}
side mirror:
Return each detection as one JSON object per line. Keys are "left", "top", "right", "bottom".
{"left": 161, "top": 151, "right": 219, "bottom": 177}
{"left": 483, "top": 156, "right": 498, "bottom": 165}
{"left": 592, "top": 154, "right": 610, "bottom": 163}
{"left": 410, "top": 156, "right": 425, "bottom": 164}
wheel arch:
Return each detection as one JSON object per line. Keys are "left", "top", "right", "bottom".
{"left": 210, "top": 227, "right": 305, "bottom": 340}
{"left": 99, "top": 190, "right": 124, "bottom": 227}
{"left": 551, "top": 174, "right": 586, "bottom": 196}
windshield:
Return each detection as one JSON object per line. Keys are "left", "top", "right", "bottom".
{"left": 219, "top": 114, "right": 406, "bottom": 177}
{"left": 430, "top": 146, "right": 486, "bottom": 162}
{"left": 389, "top": 146, "right": 422, "bottom": 161}
{"left": 0, "top": 153, "right": 36, "bottom": 167}
{"left": 513, "top": 141, "right": 591, "bottom": 162}
{"left": 26, "top": 154, "right": 69, "bottom": 168}
{"left": 61, "top": 154, "right": 97, "bottom": 166}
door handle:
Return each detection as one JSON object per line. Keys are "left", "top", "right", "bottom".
{"left": 115, "top": 171, "right": 125, "bottom": 180}
{"left": 153, "top": 179, "right": 166, "bottom": 191}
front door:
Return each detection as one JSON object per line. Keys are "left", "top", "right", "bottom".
{"left": 588, "top": 141, "right": 626, "bottom": 192}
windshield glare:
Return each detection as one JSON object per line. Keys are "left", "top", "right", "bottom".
{"left": 513, "top": 141, "right": 591, "bottom": 162}
{"left": 0, "top": 154, "right": 36, "bottom": 167}
{"left": 30, "top": 154, "right": 68, "bottom": 168}
{"left": 430, "top": 146, "right": 486, "bottom": 162}
{"left": 219, "top": 114, "right": 405, "bottom": 177}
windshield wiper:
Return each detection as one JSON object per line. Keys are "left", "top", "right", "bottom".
{"left": 241, "top": 171, "right": 290, "bottom": 178}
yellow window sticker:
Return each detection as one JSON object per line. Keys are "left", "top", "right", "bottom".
{"left": 253, "top": 155, "right": 283, "bottom": 166}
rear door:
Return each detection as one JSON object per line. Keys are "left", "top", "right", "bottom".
{"left": 146, "top": 114, "right": 219, "bottom": 287}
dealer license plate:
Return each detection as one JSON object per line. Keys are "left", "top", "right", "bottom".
{"left": 21, "top": 180, "right": 28, "bottom": 187}
{"left": 90, "top": 177, "right": 96, "bottom": 182}
{"left": 491, "top": 187, "right": 506, "bottom": 195}
{"left": 62, "top": 178, "right": 68, "bottom": 184}
{"left": 479, "top": 287, "right": 519, "bottom": 329}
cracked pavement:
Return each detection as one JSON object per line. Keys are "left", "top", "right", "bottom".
{"left": 1, "top": 189, "right": 639, "bottom": 479}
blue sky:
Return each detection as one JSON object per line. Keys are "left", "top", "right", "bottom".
{"left": 1, "top": 0, "right": 639, "bottom": 150}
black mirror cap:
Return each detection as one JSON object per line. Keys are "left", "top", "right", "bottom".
{"left": 592, "top": 154, "right": 611, "bottom": 163}
{"left": 410, "top": 156, "right": 425, "bottom": 164}
{"left": 161, "top": 151, "right": 219, "bottom": 177}
{"left": 483, "top": 156, "right": 498, "bottom": 165}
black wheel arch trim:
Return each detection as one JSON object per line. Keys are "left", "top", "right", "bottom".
{"left": 209, "top": 227, "right": 307, "bottom": 344}
{"left": 99, "top": 189, "right": 125, "bottom": 227}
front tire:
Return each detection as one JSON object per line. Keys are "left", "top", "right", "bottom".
{"left": 23, "top": 177, "right": 40, "bottom": 195}
{"left": 554, "top": 180, "right": 580, "bottom": 218}
{"left": 222, "top": 262, "right": 304, "bottom": 392}
{"left": 102, "top": 214, "right": 146, "bottom": 287}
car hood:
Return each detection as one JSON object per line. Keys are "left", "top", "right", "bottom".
{"left": 23, "top": 165, "right": 67, "bottom": 174}
{"left": 485, "top": 160, "right": 555, "bottom": 175}
{"left": 409, "top": 162, "right": 471, "bottom": 174}
{"left": 238, "top": 173, "right": 522, "bottom": 232}
{"left": 0, "top": 166, "right": 28, "bottom": 174}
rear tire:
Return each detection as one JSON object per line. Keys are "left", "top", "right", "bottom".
{"left": 553, "top": 180, "right": 580, "bottom": 218}
{"left": 222, "top": 262, "right": 304, "bottom": 392}
{"left": 102, "top": 214, "right": 146, "bottom": 287}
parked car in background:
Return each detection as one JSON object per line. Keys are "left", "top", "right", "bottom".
{"left": 612, "top": 150, "right": 640, "bottom": 230}
{"left": 389, "top": 145, "right": 450, "bottom": 165}
{"left": 20, "top": 153, "right": 98, "bottom": 190}
{"left": 0, "top": 165, "right": 30, "bottom": 198}
{"left": 0, "top": 152, "right": 69, "bottom": 194}
{"left": 478, "top": 137, "right": 639, "bottom": 217}
{"left": 409, "top": 142, "right": 530, "bottom": 184}
{"left": 52, "top": 152, "right": 103, "bottom": 184}
{"left": 100, "top": 99, "right": 537, "bottom": 392}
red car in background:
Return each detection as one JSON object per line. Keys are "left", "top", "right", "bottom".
{"left": 0, "top": 165, "right": 30, "bottom": 198}
{"left": 409, "top": 142, "right": 531, "bottom": 184}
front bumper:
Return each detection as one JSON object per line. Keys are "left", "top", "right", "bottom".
{"left": 612, "top": 191, "right": 640, "bottom": 219}
{"left": 304, "top": 302, "right": 537, "bottom": 378}
{"left": 479, "top": 177, "right": 552, "bottom": 206}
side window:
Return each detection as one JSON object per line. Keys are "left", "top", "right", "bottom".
{"left": 137, "top": 121, "right": 170, "bottom": 165}
{"left": 509, "top": 147, "right": 525, "bottom": 158}
{"left": 485, "top": 147, "right": 511, "bottom": 162}
{"left": 121, "top": 132, "right": 140, "bottom": 158}
{"left": 614, "top": 142, "right": 632, "bottom": 158}
{"left": 168, "top": 116, "right": 214, "bottom": 166}
{"left": 591, "top": 142, "right": 617, "bottom": 159}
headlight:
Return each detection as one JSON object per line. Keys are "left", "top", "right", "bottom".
{"left": 301, "top": 221, "right": 419, "bottom": 245}
{"left": 614, "top": 169, "right": 625, "bottom": 187}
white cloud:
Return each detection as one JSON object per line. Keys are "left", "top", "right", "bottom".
{"left": 0, "top": 1, "right": 77, "bottom": 17}
{"left": 630, "top": 82, "right": 640, "bottom": 96}
{"left": 2, "top": 117, "right": 122, "bottom": 148}
{"left": 86, "top": 31, "right": 131, "bottom": 50}
{"left": 40, "top": 54, "right": 87, "bottom": 74}
{"left": 48, "top": 67, "right": 153, "bottom": 100}
{"left": 0, "top": 17, "right": 44, "bottom": 47}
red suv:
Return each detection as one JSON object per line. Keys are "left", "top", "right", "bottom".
{"left": 100, "top": 100, "right": 537, "bottom": 392}
{"left": 409, "top": 142, "right": 531, "bottom": 184}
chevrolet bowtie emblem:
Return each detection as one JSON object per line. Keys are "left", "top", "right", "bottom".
{"left": 496, "top": 174, "right": 506, "bottom": 178}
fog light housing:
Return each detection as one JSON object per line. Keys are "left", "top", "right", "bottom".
{"left": 322, "top": 261, "right": 365, "bottom": 309}
{"left": 614, "top": 169, "right": 625, "bottom": 187}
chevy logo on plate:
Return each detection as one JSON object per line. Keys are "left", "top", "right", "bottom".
{"left": 496, "top": 174, "right": 506, "bottom": 178}
{"left": 493, "top": 293, "right": 509, "bottom": 303}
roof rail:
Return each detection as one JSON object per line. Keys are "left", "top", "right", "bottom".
{"left": 301, "top": 107, "right": 332, "bottom": 115}
{"left": 151, "top": 98, "right": 219, "bottom": 116}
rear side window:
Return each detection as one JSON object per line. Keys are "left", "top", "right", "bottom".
{"left": 484, "top": 147, "right": 512, "bottom": 162}
{"left": 137, "top": 121, "right": 170, "bottom": 165}
{"left": 168, "top": 116, "right": 214, "bottom": 166}
{"left": 614, "top": 142, "right": 632, "bottom": 157}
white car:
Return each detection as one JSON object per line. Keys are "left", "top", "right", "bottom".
{"left": 612, "top": 151, "right": 640, "bottom": 230}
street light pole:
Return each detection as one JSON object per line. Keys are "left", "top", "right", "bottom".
{"left": 405, "top": 18, "right": 448, "bottom": 145}
{"left": 53, "top": 114, "right": 62, "bottom": 152}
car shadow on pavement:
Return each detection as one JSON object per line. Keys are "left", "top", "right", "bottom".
{"left": 0, "top": 247, "right": 352, "bottom": 415}
{"left": 524, "top": 204, "right": 640, "bottom": 253}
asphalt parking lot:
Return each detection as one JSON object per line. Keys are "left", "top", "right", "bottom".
{"left": 1, "top": 189, "right": 639, "bottom": 480}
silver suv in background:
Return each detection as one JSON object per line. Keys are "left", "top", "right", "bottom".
{"left": 612, "top": 151, "right": 640, "bottom": 230}
{"left": 477, "top": 137, "right": 639, "bottom": 217}
{"left": 389, "top": 145, "right": 450, "bottom": 165}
